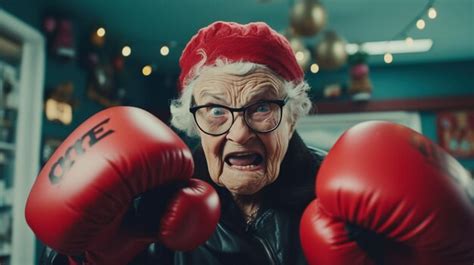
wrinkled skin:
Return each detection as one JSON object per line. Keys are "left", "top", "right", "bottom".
{"left": 192, "top": 67, "right": 295, "bottom": 199}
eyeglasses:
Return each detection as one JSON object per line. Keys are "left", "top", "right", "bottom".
{"left": 189, "top": 99, "right": 287, "bottom": 136}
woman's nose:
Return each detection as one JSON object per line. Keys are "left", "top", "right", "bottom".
{"left": 225, "top": 114, "right": 254, "bottom": 144}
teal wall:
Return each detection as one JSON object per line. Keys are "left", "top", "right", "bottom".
{"left": 306, "top": 59, "right": 474, "bottom": 169}
{"left": 0, "top": 1, "right": 42, "bottom": 28}
{"left": 307, "top": 59, "right": 474, "bottom": 99}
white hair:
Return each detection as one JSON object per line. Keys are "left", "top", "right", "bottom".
{"left": 170, "top": 55, "right": 312, "bottom": 138}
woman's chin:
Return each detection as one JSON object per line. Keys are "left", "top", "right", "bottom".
{"left": 227, "top": 185, "right": 262, "bottom": 196}
{"left": 220, "top": 168, "right": 266, "bottom": 195}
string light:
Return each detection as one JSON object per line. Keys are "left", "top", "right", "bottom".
{"left": 370, "top": 0, "right": 437, "bottom": 63}
{"left": 142, "top": 65, "right": 153, "bottom": 76}
{"left": 416, "top": 19, "right": 426, "bottom": 30}
{"left": 160, "top": 45, "right": 170, "bottom": 56}
{"left": 310, "top": 63, "right": 319, "bottom": 73}
{"left": 428, "top": 7, "right": 437, "bottom": 19}
{"left": 384, "top": 53, "right": 393, "bottom": 64}
{"left": 96, "top": 27, "right": 106, "bottom": 37}
{"left": 122, "top": 46, "right": 131, "bottom": 57}
{"left": 295, "top": 51, "right": 305, "bottom": 61}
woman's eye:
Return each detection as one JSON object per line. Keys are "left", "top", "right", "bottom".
{"left": 255, "top": 103, "right": 271, "bottom": 113}
{"left": 209, "top": 107, "right": 226, "bottom": 116}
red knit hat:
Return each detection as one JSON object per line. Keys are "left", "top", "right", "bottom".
{"left": 178, "top": 21, "right": 304, "bottom": 92}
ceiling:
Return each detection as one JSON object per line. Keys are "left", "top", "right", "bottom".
{"left": 45, "top": 0, "right": 474, "bottom": 70}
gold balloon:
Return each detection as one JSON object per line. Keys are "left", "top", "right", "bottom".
{"left": 289, "top": 37, "right": 311, "bottom": 71}
{"left": 315, "top": 31, "right": 348, "bottom": 70}
{"left": 290, "top": 0, "right": 327, "bottom": 37}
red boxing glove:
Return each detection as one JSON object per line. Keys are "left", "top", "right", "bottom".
{"left": 300, "top": 121, "right": 474, "bottom": 265}
{"left": 25, "top": 106, "right": 220, "bottom": 265}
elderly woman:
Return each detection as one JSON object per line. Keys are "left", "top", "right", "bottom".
{"left": 166, "top": 21, "right": 324, "bottom": 264}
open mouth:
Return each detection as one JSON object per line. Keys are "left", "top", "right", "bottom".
{"left": 224, "top": 151, "right": 264, "bottom": 170}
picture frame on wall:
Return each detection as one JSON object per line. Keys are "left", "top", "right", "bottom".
{"left": 437, "top": 110, "right": 474, "bottom": 158}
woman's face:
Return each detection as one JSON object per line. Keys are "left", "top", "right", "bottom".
{"left": 192, "top": 68, "right": 295, "bottom": 195}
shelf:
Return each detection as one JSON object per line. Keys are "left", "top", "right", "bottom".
{"left": 0, "top": 196, "right": 12, "bottom": 208}
{"left": 0, "top": 188, "right": 13, "bottom": 207}
{"left": 0, "top": 9, "right": 44, "bottom": 265}
{"left": 0, "top": 142, "right": 14, "bottom": 151}
{"left": 0, "top": 204, "right": 11, "bottom": 209}
{"left": 311, "top": 95, "right": 474, "bottom": 114}
{"left": 0, "top": 244, "right": 11, "bottom": 257}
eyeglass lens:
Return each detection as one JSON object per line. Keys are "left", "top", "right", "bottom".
{"left": 194, "top": 101, "right": 282, "bottom": 135}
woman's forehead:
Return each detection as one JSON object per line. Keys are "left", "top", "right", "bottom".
{"left": 193, "top": 69, "right": 284, "bottom": 100}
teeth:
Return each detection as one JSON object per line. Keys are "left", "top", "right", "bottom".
{"left": 231, "top": 164, "right": 258, "bottom": 170}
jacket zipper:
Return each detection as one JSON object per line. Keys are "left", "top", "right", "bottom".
{"left": 245, "top": 209, "right": 280, "bottom": 265}
{"left": 252, "top": 234, "right": 279, "bottom": 265}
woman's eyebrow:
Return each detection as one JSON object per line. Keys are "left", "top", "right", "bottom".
{"left": 197, "top": 90, "right": 229, "bottom": 104}
{"left": 246, "top": 86, "right": 280, "bottom": 101}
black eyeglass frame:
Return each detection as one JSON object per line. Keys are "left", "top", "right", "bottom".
{"left": 189, "top": 99, "right": 288, "bottom": 136}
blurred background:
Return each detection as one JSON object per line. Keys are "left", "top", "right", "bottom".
{"left": 0, "top": 0, "right": 473, "bottom": 264}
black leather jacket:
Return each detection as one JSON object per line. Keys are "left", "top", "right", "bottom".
{"left": 41, "top": 132, "right": 325, "bottom": 265}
